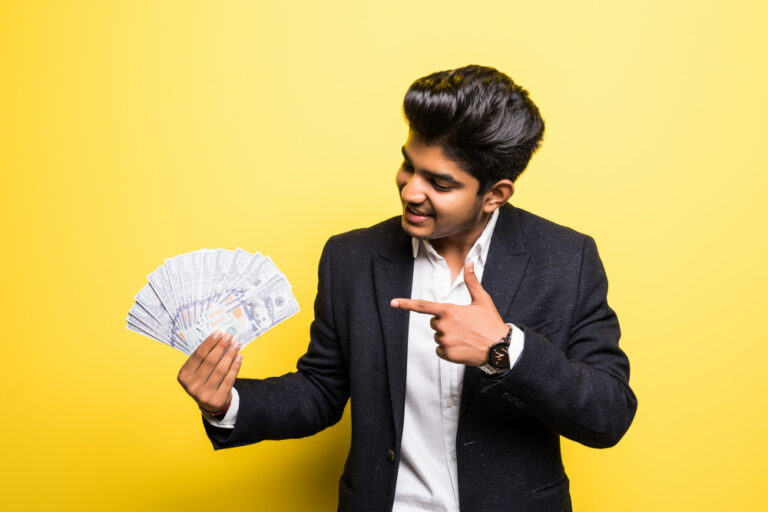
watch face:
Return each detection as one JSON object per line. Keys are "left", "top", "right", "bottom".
{"left": 490, "top": 342, "right": 510, "bottom": 369}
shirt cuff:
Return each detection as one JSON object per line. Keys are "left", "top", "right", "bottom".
{"left": 201, "top": 387, "right": 239, "bottom": 429}
{"left": 507, "top": 322, "right": 524, "bottom": 369}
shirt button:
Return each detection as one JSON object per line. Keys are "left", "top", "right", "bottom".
{"left": 444, "top": 398, "right": 455, "bottom": 408}
{"left": 387, "top": 448, "right": 395, "bottom": 463}
{"left": 450, "top": 452, "right": 457, "bottom": 461}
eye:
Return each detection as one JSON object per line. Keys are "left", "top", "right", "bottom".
{"left": 431, "top": 180, "right": 452, "bottom": 192}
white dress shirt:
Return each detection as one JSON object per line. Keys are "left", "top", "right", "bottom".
{"left": 205, "top": 208, "right": 525, "bottom": 511}
{"left": 391, "top": 208, "right": 524, "bottom": 511}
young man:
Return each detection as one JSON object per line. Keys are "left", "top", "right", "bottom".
{"left": 177, "top": 65, "right": 637, "bottom": 512}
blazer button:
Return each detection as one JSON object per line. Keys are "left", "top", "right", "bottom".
{"left": 387, "top": 448, "right": 395, "bottom": 463}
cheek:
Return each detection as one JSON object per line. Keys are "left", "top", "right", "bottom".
{"left": 440, "top": 193, "right": 469, "bottom": 211}
{"left": 439, "top": 193, "right": 480, "bottom": 218}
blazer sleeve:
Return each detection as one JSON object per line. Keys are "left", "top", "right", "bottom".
{"left": 203, "top": 237, "right": 350, "bottom": 449}
{"left": 481, "top": 235, "right": 637, "bottom": 448}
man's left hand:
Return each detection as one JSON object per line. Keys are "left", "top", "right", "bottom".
{"left": 390, "top": 261, "right": 509, "bottom": 366}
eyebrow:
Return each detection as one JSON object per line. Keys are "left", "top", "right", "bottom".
{"left": 401, "top": 146, "right": 463, "bottom": 186}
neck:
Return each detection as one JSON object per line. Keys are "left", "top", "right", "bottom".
{"left": 430, "top": 211, "right": 492, "bottom": 280}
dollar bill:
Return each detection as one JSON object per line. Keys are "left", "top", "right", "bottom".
{"left": 197, "top": 275, "right": 299, "bottom": 347}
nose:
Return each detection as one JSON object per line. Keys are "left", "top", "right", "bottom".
{"left": 399, "top": 172, "right": 427, "bottom": 204}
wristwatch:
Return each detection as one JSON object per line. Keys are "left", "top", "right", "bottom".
{"left": 479, "top": 324, "right": 513, "bottom": 375}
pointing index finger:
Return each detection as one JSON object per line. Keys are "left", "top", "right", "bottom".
{"left": 391, "top": 298, "right": 447, "bottom": 316}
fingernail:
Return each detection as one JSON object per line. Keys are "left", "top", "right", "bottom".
{"left": 212, "top": 331, "right": 222, "bottom": 340}
{"left": 224, "top": 332, "right": 233, "bottom": 341}
{"left": 469, "top": 261, "right": 475, "bottom": 272}
{"left": 235, "top": 354, "right": 242, "bottom": 362}
{"left": 233, "top": 341, "right": 241, "bottom": 350}
{"left": 391, "top": 299, "right": 399, "bottom": 307}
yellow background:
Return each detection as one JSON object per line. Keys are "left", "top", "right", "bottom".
{"left": 2, "top": 1, "right": 766, "bottom": 510}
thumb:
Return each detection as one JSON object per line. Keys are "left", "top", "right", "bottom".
{"left": 464, "top": 261, "right": 490, "bottom": 304}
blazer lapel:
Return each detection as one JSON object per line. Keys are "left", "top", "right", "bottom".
{"left": 373, "top": 229, "right": 414, "bottom": 445}
{"left": 460, "top": 203, "right": 530, "bottom": 419}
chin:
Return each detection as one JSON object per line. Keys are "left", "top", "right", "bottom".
{"left": 400, "top": 218, "right": 434, "bottom": 240}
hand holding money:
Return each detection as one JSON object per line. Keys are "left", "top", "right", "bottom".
{"left": 127, "top": 248, "right": 299, "bottom": 414}
{"left": 177, "top": 331, "right": 242, "bottom": 413}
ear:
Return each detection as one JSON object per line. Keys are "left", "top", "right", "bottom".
{"left": 481, "top": 179, "right": 515, "bottom": 213}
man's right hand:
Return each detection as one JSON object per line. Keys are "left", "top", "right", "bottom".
{"left": 177, "top": 331, "right": 242, "bottom": 413}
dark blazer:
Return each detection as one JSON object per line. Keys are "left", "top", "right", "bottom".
{"left": 203, "top": 203, "right": 637, "bottom": 512}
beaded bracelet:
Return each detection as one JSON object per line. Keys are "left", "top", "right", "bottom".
{"left": 200, "top": 398, "right": 232, "bottom": 418}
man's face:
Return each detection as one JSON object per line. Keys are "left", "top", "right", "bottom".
{"left": 396, "top": 131, "right": 488, "bottom": 244}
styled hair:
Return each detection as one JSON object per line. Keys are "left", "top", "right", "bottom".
{"left": 403, "top": 64, "right": 545, "bottom": 192}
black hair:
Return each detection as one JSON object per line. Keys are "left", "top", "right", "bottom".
{"left": 403, "top": 64, "right": 545, "bottom": 193}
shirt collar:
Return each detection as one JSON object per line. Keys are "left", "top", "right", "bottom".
{"left": 411, "top": 208, "right": 500, "bottom": 265}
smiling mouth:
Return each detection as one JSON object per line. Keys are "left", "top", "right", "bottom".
{"left": 404, "top": 205, "right": 434, "bottom": 225}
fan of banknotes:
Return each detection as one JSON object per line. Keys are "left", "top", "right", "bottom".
{"left": 126, "top": 248, "right": 300, "bottom": 355}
